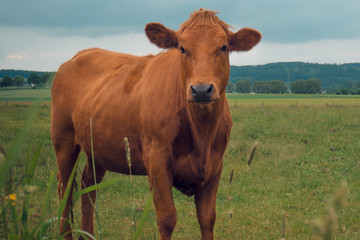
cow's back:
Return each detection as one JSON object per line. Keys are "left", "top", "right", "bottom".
{"left": 52, "top": 48, "right": 148, "bottom": 111}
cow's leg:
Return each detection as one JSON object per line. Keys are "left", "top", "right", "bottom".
{"left": 53, "top": 132, "right": 81, "bottom": 240}
{"left": 195, "top": 172, "right": 221, "bottom": 240}
{"left": 146, "top": 143, "right": 176, "bottom": 240}
{"left": 80, "top": 161, "right": 106, "bottom": 239}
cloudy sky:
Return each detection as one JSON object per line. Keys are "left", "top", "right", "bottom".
{"left": 1, "top": 0, "right": 359, "bottom": 71}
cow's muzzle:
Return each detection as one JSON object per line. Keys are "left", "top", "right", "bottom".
{"left": 190, "top": 84, "right": 214, "bottom": 102}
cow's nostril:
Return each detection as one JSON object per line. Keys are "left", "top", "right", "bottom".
{"left": 206, "top": 84, "right": 213, "bottom": 94}
{"left": 190, "top": 84, "right": 214, "bottom": 102}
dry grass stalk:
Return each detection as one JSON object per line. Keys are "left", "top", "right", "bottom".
{"left": 229, "top": 168, "right": 234, "bottom": 184}
{"left": 124, "top": 137, "right": 137, "bottom": 233}
{"left": 124, "top": 137, "right": 131, "bottom": 176}
{"left": 311, "top": 181, "right": 348, "bottom": 240}
{"left": 247, "top": 141, "right": 258, "bottom": 166}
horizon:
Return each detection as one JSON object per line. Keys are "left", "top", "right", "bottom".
{"left": 1, "top": 61, "right": 360, "bottom": 73}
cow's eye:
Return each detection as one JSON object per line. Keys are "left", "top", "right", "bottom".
{"left": 180, "top": 46, "right": 186, "bottom": 54}
{"left": 221, "top": 45, "right": 228, "bottom": 52}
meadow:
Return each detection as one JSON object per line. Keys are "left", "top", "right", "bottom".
{"left": 0, "top": 90, "right": 359, "bottom": 239}
{"left": 0, "top": 88, "right": 51, "bottom": 102}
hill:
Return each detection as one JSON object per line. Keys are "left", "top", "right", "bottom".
{"left": 230, "top": 62, "right": 360, "bottom": 90}
{"left": 2, "top": 62, "right": 360, "bottom": 90}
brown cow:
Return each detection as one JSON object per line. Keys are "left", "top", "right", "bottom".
{"left": 51, "top": 9, "right": 261, "bottom": 240}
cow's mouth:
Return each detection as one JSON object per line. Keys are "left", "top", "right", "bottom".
{"left": 188, "top": 99, "right": 218, "bottom": 104}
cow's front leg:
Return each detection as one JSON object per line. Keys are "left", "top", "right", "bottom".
{"left": 195, "top": 172, "right": 221, "bottom": 240}
{"left": 145, "top": 143, "right": 176, "bottom": 240}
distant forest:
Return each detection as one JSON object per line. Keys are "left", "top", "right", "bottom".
{"left": 0, "top": 69, "right": 51, "bottom": 79}
{"left": 1, "top": 62, "right": 360, "bottom": 91}
{"left": 230, "top": 62, "right": 360, "bottom": 90}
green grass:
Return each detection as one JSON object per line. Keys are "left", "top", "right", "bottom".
{"left": 226, "top": 93, "right": 360, "bottom": 106}
{"left": 0, "top": 98, "right": 359, "bottom": 239}
{"left": 0, "top": 88, "right": 51, "bottom": 101}
{"left": 1, "top": 89, "right": 360, "bottom": 105}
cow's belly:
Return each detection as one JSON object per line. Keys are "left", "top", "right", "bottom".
{"left": 92, "top": 135, "right": 147, "bottom": 175}
{"left": 173, "top": 176, "right": 201, "bottom": 196}
{"left": 74, "top": 115, "right": 147, "bottom": 175}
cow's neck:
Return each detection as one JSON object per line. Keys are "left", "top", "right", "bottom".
{"left": 186, "top": 95, "right": 224, "bottom": 179}
{"left": 188, "top": 102, "right": 221, "bottom": 149}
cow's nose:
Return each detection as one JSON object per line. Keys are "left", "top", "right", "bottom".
{"left": 190, "top": 84, "right": 214, "bottom": 102}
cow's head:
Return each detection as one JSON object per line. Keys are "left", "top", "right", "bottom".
{"left": 145, "top": 9, "right": 261, "bottom": 104}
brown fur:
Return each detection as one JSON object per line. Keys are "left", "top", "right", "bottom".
{"left": 51, "top": 9, "right": 261, "bottom": 240}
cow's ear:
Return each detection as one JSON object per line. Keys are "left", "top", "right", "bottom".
{"left": 145, "top": 23, "right": 178, "bottom": 49}
{"left": 229, "top": 28, "right": 261, "bottom": 52}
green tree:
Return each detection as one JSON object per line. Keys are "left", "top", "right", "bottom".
{"left": 252, "top": 80, "right": 269, "bottom": 93}
{"left": 344, "top": 81, "right": 353, "bottom": 89}
{"left": 236, "top": 79, "right": 251, "bottom": 93}
{"left": 291, "top": 79, "right": 305, "bottom": 93}
{"left": 0, "top": 76, "right": 13, "bottom": 88}
{"left": 338, "top": 88, "right": 349, "bottom": 95}
{"left": 13, "top": 75, "right": 25, "bottom": 88}
{"left": 41, "top": 72, "right": 56, "bottom": 88}
{"left": 269, "top": 79, "right": 288, "bottom": 93}
{"left": 356, "top": 80, "right": 360, "bottom": 89}
{"left": 291, "top": 78, "right": 321, "bottom": 94}
{"left": 27, "top": 73, "right": 41, "bottom": 88}
{"left": 226, "top": 82, "right": 235, "bottom": 93}
{"left": 306, "top": 78, "right": 321, "bottom": 94}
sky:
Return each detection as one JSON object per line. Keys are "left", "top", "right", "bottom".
{"left": 0, "top": 0, "right": 359, "bottom": 71}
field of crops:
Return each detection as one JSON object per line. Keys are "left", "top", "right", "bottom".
{"left": 0, "top": 89, "right": 359, "bottom": 239}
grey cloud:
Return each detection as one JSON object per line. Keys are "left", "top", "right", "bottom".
{"left": 1, "top": 0, "right": 359, "bottom": 43}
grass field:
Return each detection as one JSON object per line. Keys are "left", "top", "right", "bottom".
{"left": 0, "top": 92, "right": 359, "bottom": 239}
{"left": 226, "top": 93, "right": 360, "bottom": 107}
{"left": 1, "top": 88, "right": 360, "bottom": 105}
{"left": 0, "top": 88, "right": 51, "bottom": 101}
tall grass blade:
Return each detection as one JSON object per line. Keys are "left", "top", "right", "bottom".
{"left": 132, "top": 192, "right": 154, "bottom": 240}
{"left": 31, "top": 171, "right": 56, "bottom": 237}
{"left": 74, "top": 178, "right": 122, "bottom": 200}
{"left": 90, "top": 118, "right": 102, "bottom": 240}
{"left": 0, "top": 103, "right": 40, "bottom": 191}
{"left": 58, "top": 156, "right": 80, "bottom": 237}
{"left": 36, "top": 217, "right": 57, "bottom": 240}
{"left": 21, "top": 195, "right": 30, "bottom": 234}
{"left": 24, "top": 140, "right": 44, "bottom": 185}
{"left": 0, "top": 104, "right": 40, "bottom": 237}
{"left": 9, "top": 204, "right": 18, "bottom": 234}
{"left": 21, "top": 140, "right": 44, "bottom": 232}
{"left": 73, "top": 229, "right": 99, "bottom": 240}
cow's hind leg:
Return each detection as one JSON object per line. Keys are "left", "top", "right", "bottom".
{"left": 80, "top": 160, "right": 106, "bottom": 239}
{"left": 54, "top": 132, "right": 81, "bottom": 240}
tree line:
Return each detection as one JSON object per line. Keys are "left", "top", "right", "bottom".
{"left": 226, "top": 78, "right": 322, "bottom": 94}
{"left": 1, "top": 64, "right": 360, "bottom": 94}
{"left": 230, "top": 62, "right": 360, "bottom": 90}
{"left": 0, "top": 72, "right": 55, "bottom": 89}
